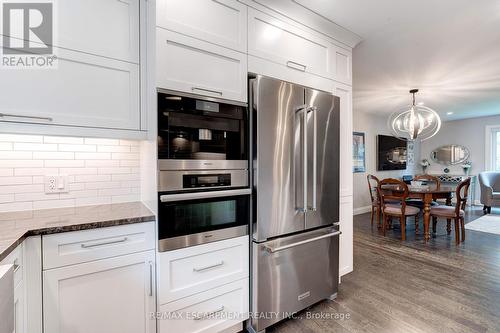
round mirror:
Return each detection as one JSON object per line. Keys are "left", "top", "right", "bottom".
{"left": 430, "top": 145, "right": 470, "bottom": 165}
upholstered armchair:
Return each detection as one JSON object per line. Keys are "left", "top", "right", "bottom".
{"left": 478, "top": 172, "right": 500, "bottom": 213}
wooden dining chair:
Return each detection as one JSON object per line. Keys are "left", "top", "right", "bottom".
{"left": 377, "top": 178, "right": 421, "bottom": 240}
{"left": 414, "top": 174, "right": 441, "bottom": 189}
{"left": 430, "top": 177, "right": 471, "bottom": 244}
{"left": 367, "top": 174, "right": 382, "bottom": 227}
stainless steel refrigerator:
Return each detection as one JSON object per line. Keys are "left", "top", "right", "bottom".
{"left": 250, "top": 75, "right": 340, "bottom": 332}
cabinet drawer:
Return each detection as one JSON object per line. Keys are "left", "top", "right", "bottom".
{"left": 156, "top": 28, "right": 247, "bottom": 103}
{"left": 159, "top": 278, "right": 249, "bottom": 333}
{"left": 157, "top": 0, "right": 247, "bottom": 52}
{"left": 43, "top": 222, "right": 155, "bottom": 270}
{"left": 3, "top": 243, "right": 23, "bottom": 289}
{"left": 248, "top": 8, "right": 335, "bottom": 80}
{"left": 159, "top": 236, "right": 249, "bottom": 305}
{"left": 0, "top": 46, "right": 140, "bottom": 130}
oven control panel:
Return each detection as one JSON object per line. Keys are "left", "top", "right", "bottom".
{"left": 183, "top": 174, "right": 231, "bottom": 189}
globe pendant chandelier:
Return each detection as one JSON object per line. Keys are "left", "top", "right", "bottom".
{"left": 388, "top": 89, "right": 441, "bottom": 141}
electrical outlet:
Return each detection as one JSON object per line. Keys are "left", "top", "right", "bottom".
{"left": 45, "top": 175, "right": 69, "bottom": 194}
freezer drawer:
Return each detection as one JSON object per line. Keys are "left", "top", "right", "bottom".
{"left": 251, "top": 227, "right": 339, "bottom": 331}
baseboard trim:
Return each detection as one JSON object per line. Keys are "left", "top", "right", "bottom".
{"left": 353, "top": 205, "right": 371, "bottom": 216}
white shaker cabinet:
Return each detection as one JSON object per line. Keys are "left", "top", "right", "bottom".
{"left": 1, "top": 243, "right": 24, "bottom": 333}
{"left": 156, "top": 28, "right": 248, "bottom": 102}
{"left": 335, "top": 82, "right": 353, "bottom": 197}
{"left": 43, "top": 251, "right": 156, "bottom": 333}
{"left": 334, "top": 46, "right": 353, "bottom": 86}
{"left": 0, "top": 48, "right": 140, "bottom": 131}
{"left": 0, "top": 0, "right": 145, "bottom": 137}
{"left": 157, "top": 0, "right": 247, "bottom": 53}
{"left": 248, "top": 8, "right": 335, "bottom": 80}
{"left": 339, "top": 196, "right": 353, "bottom": 277}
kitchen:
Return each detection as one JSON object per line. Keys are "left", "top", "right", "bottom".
{"left": 0, "top": 1, "right": 355, "bottom": 333}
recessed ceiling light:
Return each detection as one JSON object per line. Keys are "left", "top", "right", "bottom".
{"left": 417, "top": 102, "right": 424, "bottom": 106}
{"left": 446, "top": 112, "right": 454, "bottom": 115}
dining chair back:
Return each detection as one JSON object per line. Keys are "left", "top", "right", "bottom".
{"left": 367, "top": 174, "right": 381, "bottom": 226}
{"left": 414, "top": 174, "right": 441, "bottom": 189}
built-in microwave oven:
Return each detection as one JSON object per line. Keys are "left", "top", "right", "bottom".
{"left": 157, "top": 91, "right": 249, "bottom": 193}
{"left": 158, "top": 189, "right": 250, "bottom": 251}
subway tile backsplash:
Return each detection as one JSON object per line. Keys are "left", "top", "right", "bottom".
{"left": 0, "top": 134, "right": 142, "bottom": 213}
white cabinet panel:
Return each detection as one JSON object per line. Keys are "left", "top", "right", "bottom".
{"left": 248, "top": 55, "right": 334, "bottom": 92}
{"left": 335, "top": 46, "right": 352, "bottom": 86}
{"left": 43, "top": 251, "right": 156, "bottom": 333}
{"left": 159, "top": 278, "right": 249, "bottom": 333}
{"left": 335, "top": 82, "right": 353, "bottom": 197}
{"left": 14, "top": 281, "right": 24, "bottom": 333}
{"left": 339, "top": 196, "right": 353, "bottom": 277}
{"left": 248, "top": 8, "right": 334, "bottom": 80}
{"left": 157, "top": 0, "right": 247, "bottom": 52}
{"left": 2, "top": 243, "right": 23, "bottom": 290}
{"left": 57, "top": 0, "right": 140, "bottom": 63}
{"left": 42, "top": 222, "right": 155, "bottom": 270}
{"left": 1, "top": 0, "right": 140, "bottom": 63}
{"left": 158, "top": 236, "right": 249, "bottom": 305}
{"left": 157, "top": 28, "right": 247, "bottom": 102}
{"left": 0, "top": 47, "right": 140, "bottom": 130}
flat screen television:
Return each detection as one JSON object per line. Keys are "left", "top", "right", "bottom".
{"left": 377, "top": 135, "right": 407, "bottom": 171}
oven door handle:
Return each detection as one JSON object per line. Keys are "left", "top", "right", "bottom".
{"left": 160, "top": 188, "right": 251, "bottom": 202}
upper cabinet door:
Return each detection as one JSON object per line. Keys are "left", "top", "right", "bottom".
{"left": 0, "top": 47, "right": 140, "bottom": 130}
{"left": 57, "top": 0, "right": 140, "bottom": 63}
{"left": 1, "top": 0, "right": 140, "bottom": 63}
{"left": 157, "top": 0, "right": 247, "bottom": 53}
{"left": 248, "top": 8, "right": 335, "bottom": 80}
{"left": 157, "top": 28, "right": 248, "bottom": 103}
{"left": 334, "top": 46, "right": 353, "bottom": 86}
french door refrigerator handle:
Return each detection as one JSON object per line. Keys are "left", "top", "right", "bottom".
{"left": 295, "top": 105, "right": 308, "bottom": 213}
{"left": 308, "top": 106, "right": 318, "bottom": 212}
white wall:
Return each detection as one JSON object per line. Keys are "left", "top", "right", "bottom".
{"left": 352, "top": 111, "right": 419, "bottom": 211}
{"left": 419, "top": 115, "right": 500, "bottom": 201}
{"left": 0, "top": 134, "right": 142, "bottom": 213}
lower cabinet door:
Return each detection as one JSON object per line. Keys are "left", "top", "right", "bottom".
{"left": 159, "top": 278, "right": 249, "bottom": 333}
{"left": 43, "top": 251, "right": 156, "bottom": 333}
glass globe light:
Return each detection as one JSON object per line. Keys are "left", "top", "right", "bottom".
{"left": 388, "top": 89, "right": 441, "bottom": 141}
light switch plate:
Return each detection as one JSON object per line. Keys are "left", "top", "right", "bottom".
{"left": 44, "top": 175, "right": 69, "bottom": 193}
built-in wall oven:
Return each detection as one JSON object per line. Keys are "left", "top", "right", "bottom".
{"left": 157, "top": 91, "right": 250, "bottom": 251}
{"left": 158, "top": 189, "right": 250, "bottom": 252}
{"left": 158, "top": 91, "right": 248, "bottom": 193}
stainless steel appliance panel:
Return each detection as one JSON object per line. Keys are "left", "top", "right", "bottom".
{"left": 158, "top": 169, "right": 248, "bottom": 192}
{"left": 158, "top": 159, "right": 248, "bottom": 171}
{"left": 304, "top": 89, "right": 340, "bottom": 229}
{"left": 158, "top": 225, "right": 247, "bottom": 252}
{"left": 252, "top": 76, "right": 306, "bottom": 241}
{"left": 252, "top": 227, "right": 340, "bottom": 331}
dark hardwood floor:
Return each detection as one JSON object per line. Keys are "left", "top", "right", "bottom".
{"left": 267, "top": 206, "right": 500, "bottom": 333}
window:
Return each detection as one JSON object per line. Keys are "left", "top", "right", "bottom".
{"left": 486, "top": 125, "right": 500, "bottom": 171}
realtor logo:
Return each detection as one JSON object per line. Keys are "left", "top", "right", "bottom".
{"left": 1, "top": 1, "right": 57, "bottom": 68}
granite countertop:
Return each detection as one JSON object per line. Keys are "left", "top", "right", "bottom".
{"left": 0, "top": 202, "right": 155, "bottom": 262}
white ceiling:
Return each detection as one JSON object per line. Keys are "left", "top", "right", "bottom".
{"left": 295, "top": 0, "right": 500, "bottom": 121}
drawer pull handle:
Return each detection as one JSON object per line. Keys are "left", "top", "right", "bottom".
{"left": 80, "top": 237, "right": 128, "bottom": 249}
{"left": 191, "top": 87, "right": 223, "bottom": 96}
{"left": 193, "top": 261, "right": 224, "bottom": 272}
{"left": 148, "top": 261, "right": 154, "bottom": 297}
{"left": 0, "top": 112, "right": 53, "bottom": 122}
{"left": 193, "top": 306, "right": 225, "bottom": 320}
{"left": 286, "top": 61, "right": 307, "bottom": 72}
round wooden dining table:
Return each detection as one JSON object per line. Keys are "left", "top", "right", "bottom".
{"left": 383, "top": 184, "right": 455, "bottom": 241}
